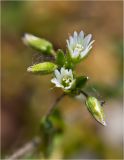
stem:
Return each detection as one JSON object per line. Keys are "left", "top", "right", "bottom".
{"left": 46, "top": 93, "right": 66, "bottom": 118}
{"left": 6, "top": 94, "right": 66, "bottom": 160}
{"left": 80, "top": 90, "right": 89, "bottom": 98}
{"left": 80, "top": 90, "right": 105, "bottom": 106}
{"left": 51, "top": 49, "right": 56, "bottom": 58}
{"left": 6, "top": 137, "right": 41, "bottom": 160}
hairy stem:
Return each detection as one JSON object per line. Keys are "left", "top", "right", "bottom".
{"left": 6, "top": 137, "right": 41, "bottom": 160}
{"left": 80, "top": 90, "right": 89, "bottom": 98}
{"left": 6, "top": 94, "right": 65, "bottom": 160}
{"left": 51, "top": 49, "right": 56, "bottom": 57}
{"left": 46, "top": 93, "right": 66, "bottom": 118}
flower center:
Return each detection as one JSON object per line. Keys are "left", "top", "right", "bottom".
{"left": 75, "top": 44, "right": 84, "bottom": 52}
{"left": 62, "top": 76, "right": 72, "bottom": 87}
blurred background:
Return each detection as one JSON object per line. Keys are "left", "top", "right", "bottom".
{"left": 1, "top": 1, "right": 123, "bottom": 159}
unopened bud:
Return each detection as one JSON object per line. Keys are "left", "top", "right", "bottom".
{"left": 27, "top": 62, "right": 58, "bottom": 75}
{"left": 86, "top": 96, "right": 107, "bottom": 126}
{"left": 23, "top": 33, "right": 53, "bottom": 54}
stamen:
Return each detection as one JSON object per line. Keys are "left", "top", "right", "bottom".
{"left": 62, "top": 76, "right": 72, "bottom": 87}
{"left": 75, "top": 44, "right": 84, "bottom": 52}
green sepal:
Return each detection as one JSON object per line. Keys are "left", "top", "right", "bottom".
{"left": 85, "top": 96, "right": 106, "bottom": 126}
{"left": 76, "top": 76, "right": 89, "bottom": 89}
{"left": 67, "top": 49, "right": 81, "bottom": 64}
{"left": 56, "top": 49, "right": 65, "bottom": 67}
{"left": 64, "top": 50, "right": 75, "bottom": 69}
{"left": 23, "top": 33, "right": 53, "bottom": 54}
{"left": 27, "top": 62, "right": 58, "bottom": 75}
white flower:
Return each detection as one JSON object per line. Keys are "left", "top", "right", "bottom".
{"left": 66, "top": 31, "right": 95, "bottom": 61}
{"left": 51, "top": 67, "right": 75, "bottom": 91}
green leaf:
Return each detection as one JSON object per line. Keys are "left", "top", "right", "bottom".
{"left": 27, "top": 62, "right": 58, "bottom": 75}
{"left": 23, "top": 33, "right": 53, "bottom": 54}
{"left": 85, "top": 96, "right": 106, "bottom": 126}
{"left": 56, "top": 49, "right": 65, "bottom": 67}
{"left": 76, "top": 76, "right": 89, "bottom": 89}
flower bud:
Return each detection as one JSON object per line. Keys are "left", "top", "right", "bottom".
{"left": 23, "top": 33, "right": 53, "bottom": 54}
{"left": 27, "top": 62, "right": 58, "bottom": 75}
{"left": 85, "top": 96, "right": 106, "bottom": 126}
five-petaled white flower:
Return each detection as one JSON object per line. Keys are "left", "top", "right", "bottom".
{"left": 66, "top": 31, "right": 95, "bottom": 61}
{"left": 51, "top": 67, "right": 75, "bottom": 91}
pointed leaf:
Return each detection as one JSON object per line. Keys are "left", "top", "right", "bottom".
{"left": 76, "top": 76, "right": 89, "bottom": 89}
{"left": 56, "top": 49, "right": 65, "bottom": 67}
{"left": 64, "top": 50, "right": 75, "bottom": 69}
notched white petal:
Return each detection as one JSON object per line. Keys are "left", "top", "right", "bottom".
{"left": 51, "top": 78, "right": 62, "bottom": 88}
{"left": 69, "top": 36, "right": 74, "bottom": 46}
{"left": 88, "top": 40, "right": 95, "bottom": 47}
{"left": 79, "top": 31, "right": 84, "bottom": 40}
{"left": 80, "top": 49, "right": 89, "bottom": 58}
{"left": 68, "top": 69, "right": 72, "bottom": 76}
{"left": 55, "top": 69, "right": 61, "bottom": 81}
{"left": 51, "top": 78, "right": 58, "bottom": 84}
{"left": 74, "top": 31, "right": 78, "bottom": 37}
{"left": 73, "top": 31, "right": 78, "bottom": 43}
{"left": 61, "top": 67, "right": 66, "bottom": 76}
{"left": 83, "top": 34, "right": 92, "bottom": 48}
{"left": 79, "top": 31, "right": 84, "bottom": 37}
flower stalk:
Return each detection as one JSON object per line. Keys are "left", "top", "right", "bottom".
{"left": 46, "top": 93, "right": 66, "bottom": 118}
